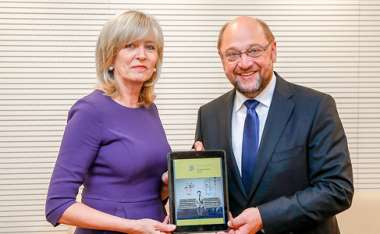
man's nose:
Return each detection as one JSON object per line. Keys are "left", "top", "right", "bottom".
{"left": 238, "top": 53, "right": 254, "bottom": 69}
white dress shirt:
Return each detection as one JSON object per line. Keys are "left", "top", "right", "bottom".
{"left": 231, "top": 73, "right": 276, "bottom": 175}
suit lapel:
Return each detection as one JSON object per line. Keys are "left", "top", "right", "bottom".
{"left": 221, "top": 90, "right": 249, "bottom": 200}
{"left": 247, "top": 73, "right": 295, "bottom": 199}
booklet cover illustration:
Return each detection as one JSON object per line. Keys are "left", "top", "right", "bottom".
{"left": 173, "top": 158, "right": 225, "bottom": 226}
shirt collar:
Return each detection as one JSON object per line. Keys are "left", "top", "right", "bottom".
{"left": 233, "top": 72, "right": 277, "bottom": 112}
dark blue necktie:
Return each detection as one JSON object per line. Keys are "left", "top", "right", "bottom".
{"left": 242, "top": 99, "right": 260, "bottom": 193}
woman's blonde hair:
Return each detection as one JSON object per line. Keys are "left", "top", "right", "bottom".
{"left": 96, "top": 10, "right": 164, "bottom": 107}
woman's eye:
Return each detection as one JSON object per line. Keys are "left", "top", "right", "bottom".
{"left": 145, "top": 45, "right": 156, "bottom": 51}
{"left": 125, "top": 43, "right": 135, "bottom": 49}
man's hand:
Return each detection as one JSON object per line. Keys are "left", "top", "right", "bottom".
{"left": 216, "top": 212, "right": 235, "bottom": 234}
{"left": 193, "top": 141, "right": 205, "bottom": 151}
{"left": 227, "top": 208, "right": 263, "bottom": 234}
{"left": 161, "top": 171, "right": 169, "bottom": 200}
{"left": 162, "top": 171, "right": 168, "bottom": 185}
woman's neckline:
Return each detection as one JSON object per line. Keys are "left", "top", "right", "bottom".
{"left": 95, "top": 89, "right": 147, "bottom": 111}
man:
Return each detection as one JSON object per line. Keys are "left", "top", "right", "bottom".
{"left": 194, "top": 16, "right": 353, "bottom": 234}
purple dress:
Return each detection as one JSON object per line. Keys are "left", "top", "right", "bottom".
{"left": 45, "top": 90, "right": 171, "bottom": 234}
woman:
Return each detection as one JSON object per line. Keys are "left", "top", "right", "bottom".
{"left": 45, "top": 10, "right": 175, "bottom": 234}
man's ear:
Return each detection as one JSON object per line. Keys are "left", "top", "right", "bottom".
{"left": 271, "top": 41, "right": 277, "bottom": 63}
{"left": 218, "top": 52, "right": 228, "bottom": 71}
{"left": 218, "top": 51, "right": 224, "bottom": 61}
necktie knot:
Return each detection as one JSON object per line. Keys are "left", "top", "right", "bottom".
{"left": 244, "top": 99, "right": 259, "bottom": 110}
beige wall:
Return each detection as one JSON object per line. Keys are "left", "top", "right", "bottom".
{"left": 337, "top": 191, "right": 380, "bottom": 234}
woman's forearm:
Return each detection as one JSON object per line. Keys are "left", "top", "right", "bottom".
{"left": 58, "top": 202, "right": 133, "bottom": 233}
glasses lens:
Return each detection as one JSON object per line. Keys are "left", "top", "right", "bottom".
{"left": 225, "top": 51, "right": 240, "bottom": 62}
{"left": 224, "top": 42, "right": 271, "bottom": 61}
{"left": 247, "top": 46, "right": 264, "bottom": 58}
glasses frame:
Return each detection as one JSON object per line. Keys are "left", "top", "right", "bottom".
{"left": 222, "top": 41, "right": 273, "bottom": 62}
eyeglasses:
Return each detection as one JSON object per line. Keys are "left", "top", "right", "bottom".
{"left": 223, "top": 41, "right": 273, "bottom": 62}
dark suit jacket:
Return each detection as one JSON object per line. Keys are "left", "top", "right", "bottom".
{"left": 195, "top": 72, "right": 354, "bottom": 234}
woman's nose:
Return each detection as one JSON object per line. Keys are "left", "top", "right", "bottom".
{"left": 135, "top": 46, "right": 147, "bottom": 59}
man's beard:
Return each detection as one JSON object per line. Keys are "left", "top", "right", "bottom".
{"left": 233, "top": 73, "right": 262, "bottom": 97}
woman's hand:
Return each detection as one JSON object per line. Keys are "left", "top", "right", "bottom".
{"left": 58, "top": 203, "right": 175, "bottom": 234}
{"left": 127, "top": 218, "right": 176, "bottom": 234}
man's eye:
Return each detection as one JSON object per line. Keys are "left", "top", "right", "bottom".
{"left": 226, "top": 52, "right": 240, "bottom": 57}
{"left": 248, "top": 47, "right": 262, "bottom": 54}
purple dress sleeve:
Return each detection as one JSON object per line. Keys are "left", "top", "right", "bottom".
{"left": 45, "top": 100, "right": 102, "bottom": 226}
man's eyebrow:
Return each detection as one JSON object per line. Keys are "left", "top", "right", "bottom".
{"left": 224, "top": 47, "right": 240, "bottom": 52}
{"left": 224, "top": 44, "right": 259, "bottom": 52}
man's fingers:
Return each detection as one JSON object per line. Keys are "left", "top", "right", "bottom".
{"left": 193, "top": 141, "right": 205, "bottom": 151}
{"left": 161, "top": 171, "right": 168, "bottom": 184}
{"left": 163, "top": 215, "right": 170, "bottom": 224}
{"left": 228, "top": 211, "right": 234, "bottom": 221}
{"left": 228, "top": 229, "right": 236, "bottom": 234}
{"left": 227, "top": 211, "right": 235, "bottom": 228}
{"left": 228, "top": 215, "right": 245, "bottom": 229}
